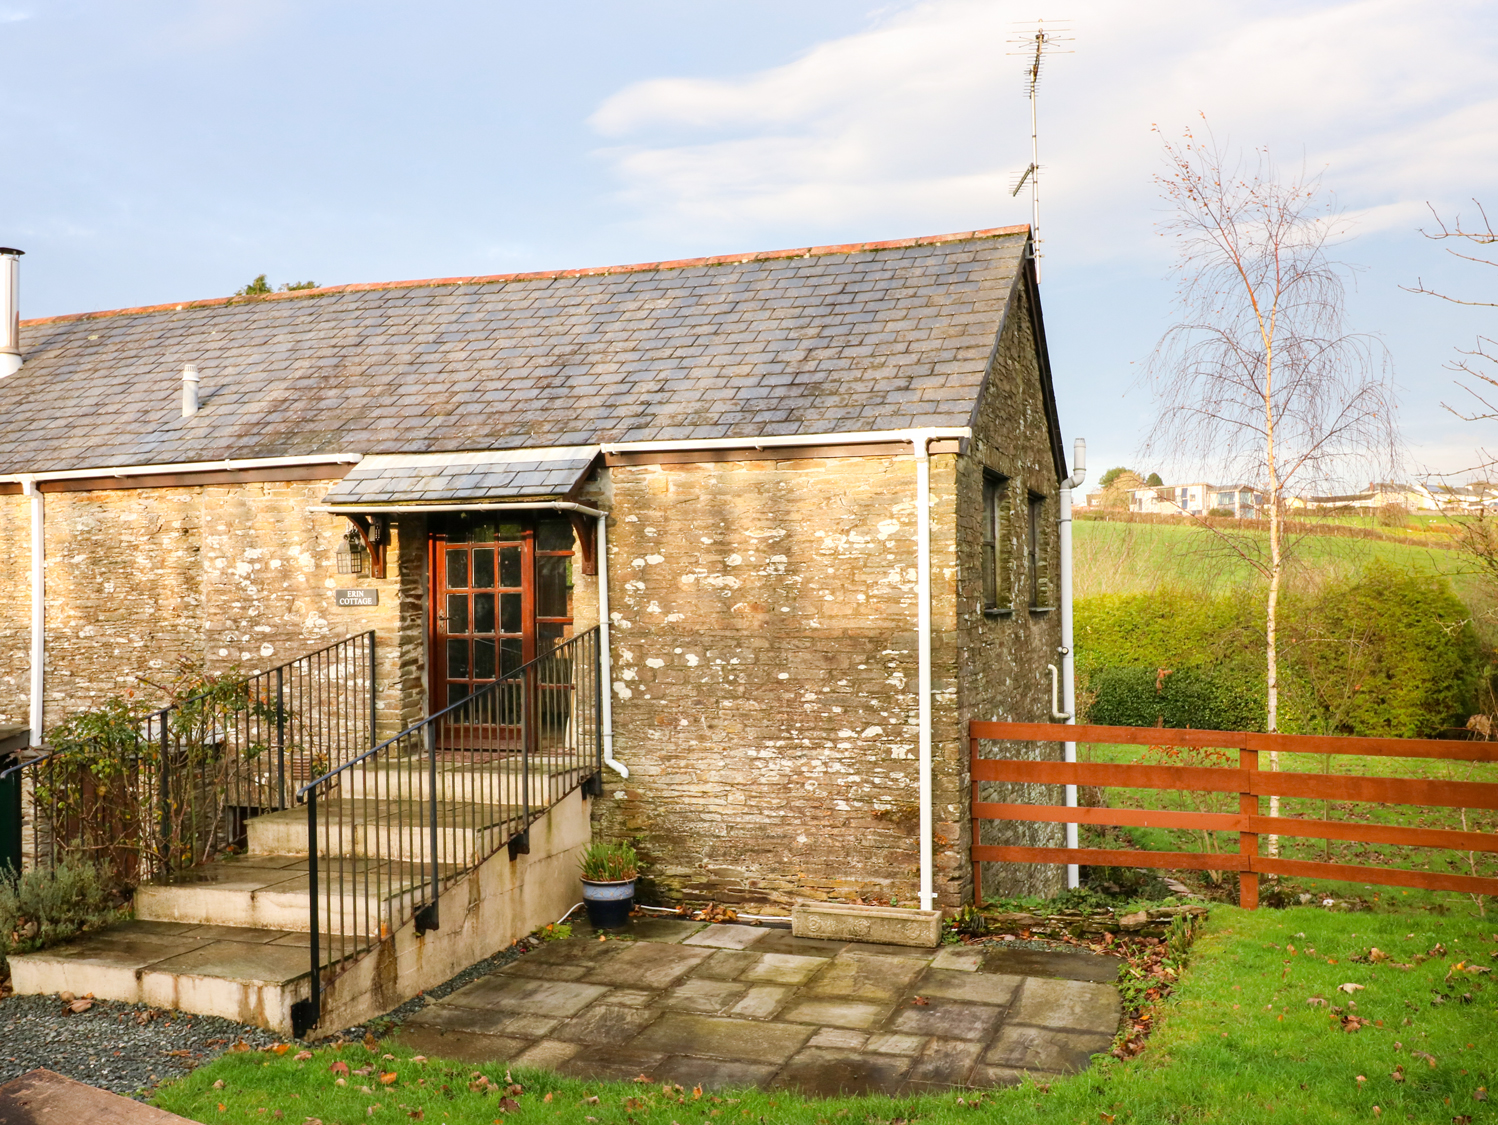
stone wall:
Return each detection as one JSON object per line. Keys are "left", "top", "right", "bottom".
{"left": 588, "top": 450, "right": 971, "bottom": 910}
{"left": 957, "top": 279, "right": 1066, "bottom": 901}
{"left": 0, "top": 481, "right": 410, "bottom": 741}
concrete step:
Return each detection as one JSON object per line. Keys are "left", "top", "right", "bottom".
{"left": 10, "top": 788, "right": 591, "bottom": 1038}
{"left": 337, "top": 757, "right": 589, "bottom": 807}
{"left": 133, "top": 853, "right": 452, "bottom": 935}
{"left": 246, "top": 797, "right": 523, "bottom": 863}
{"left": 5, "top": 919, "right": 332, "bottom": 1034}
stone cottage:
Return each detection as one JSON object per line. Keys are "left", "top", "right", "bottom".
{"left": 0, "top": 226, "right": 1070, "bottom": 913}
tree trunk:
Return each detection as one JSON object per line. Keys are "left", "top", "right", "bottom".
{"left": 1265, "top": 368, "right": 1281, "bottom": 859}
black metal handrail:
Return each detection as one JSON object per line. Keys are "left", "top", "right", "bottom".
{"left": 11, "top": 632, "right": 377, "bottom": 885}
{"left": 292, "top": 626, "right": 602, "bottom": 1036}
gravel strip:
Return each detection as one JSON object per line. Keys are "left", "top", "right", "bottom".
{"left": 0, "top": 993, "right": 281, "bottom": 1098}
{"left": 0, "top": 934, "right": 533, "bottom": 1100}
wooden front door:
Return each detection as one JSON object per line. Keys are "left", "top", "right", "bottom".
{"left": 428, "top": 514, "right": 575, "bottom": 722}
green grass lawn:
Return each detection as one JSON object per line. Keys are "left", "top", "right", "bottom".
{"left": 153, "top": 906, "right": 1497, "bottom": 1125}
{"left": 1072, "top": 518, "right": 1476, "bottom": 601}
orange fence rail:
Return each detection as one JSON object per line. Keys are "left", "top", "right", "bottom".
{"left": 969, "top": 721, "right": 1498, "bottom": 909}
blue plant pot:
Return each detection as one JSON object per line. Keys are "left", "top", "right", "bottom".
{"left": 581, "top": 878, "right": 636, "bottom": 929}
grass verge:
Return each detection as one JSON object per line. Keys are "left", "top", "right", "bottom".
{"left": 154, "top": 905, "right": 1496, "bottom": 1125}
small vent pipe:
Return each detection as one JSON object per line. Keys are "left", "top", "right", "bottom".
{"left": 182, "top": 364, "right": 200, "bottom": 417}
{"left": 0, "top": 247, "right": 23, "bottom": 379}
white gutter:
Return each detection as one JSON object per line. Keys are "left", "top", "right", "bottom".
{"left": 601, "top": 428, "right": 969, "bottom": 454}
{"left": 20, "top": 476, "right": 43, "bottom": 747}
{"left": 0, "top": 453, "right": 361, "bottom": 485}
{"left": 311, "top": 501, "right": 604, "bottom": 517}
{"left": 1057, "top": 438, "right": 1086, "bottom": 890}
{"left": 596, "top": 512, "right": 625, "bottom": 777}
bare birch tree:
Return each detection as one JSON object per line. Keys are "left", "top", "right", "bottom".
{"left": 1143, "top": 124, "right": 1399, "bottom": 849}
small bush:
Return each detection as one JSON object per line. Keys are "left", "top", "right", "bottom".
{"left": 1087, "top": 666, "right": 1266, "bottom": 731}
{"left": 0, "top": 858, "right": 121, "bottom": 972}
{"left": 580, "top": 841, "right": 638, "bottom": 882}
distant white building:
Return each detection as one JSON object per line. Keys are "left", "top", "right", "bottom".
{"left": 1127, "top": 482, "right": 1263, "bottom": 519}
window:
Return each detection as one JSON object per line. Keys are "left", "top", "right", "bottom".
{"left": 1027, "top": 491, "right": 1047, "bottom": 608}
{"left": 981, "top": 471, "right": 1010, "bottom": 612}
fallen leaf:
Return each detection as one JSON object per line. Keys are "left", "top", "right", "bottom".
{"left": 363, "top": 1034, "right": 379, "bottom": 1051}
{"left": 499, "top": 1100, "right": 521, "bottom": 1114}
{"left": 1370, "top": 948, "right": 1389, "bottom": 962}
{"left": 693, "top": 1086, "right": 703, "bottom": 1100}
{"left": 1307, "top": 996, "right": 1328, "bottom": 1008}
{"left": 1412, "top": 1051, "right": 1437, "bottom": 1069}
{"left": 65, "top": 999, "right": 93, "bottom": 1014}
{"left": 294, "top": 1051, "right": 313, "bottom": 1062}
{"left": 470, "top": 1079, "right": 491, "bottom": 1094}
{"left": 412, "top": 1056, "right": 427, "bottom": 1063}
{"left": 329, "top": 1062, "right": 349, "bottom": 1077}
{"left": 543, "top": 1093, "right": 553, "bottom": 1104}
{"left": 1474, "top": 1088, "right": 1488, "bottom": 1102}
{"left": 911, "top": 996, "right": 930, "bottom": 1006}
{"left": 335, "top": 1079, "right": 346, "bottom": 1087}
{"left": 380, "top": 1072, "right": 399, "bottom": 1086}
{"left": 1338, "top": 983, "right": 1366, "bottom": 994}
{"left": 272, "top": 1043, "right": 290, "bottom": 1055}
{"left": 217, "top": 1105, "right": 226, "bottom": 1114}
{"left": 583, "top": 1096, "right": 600, "bottom": 1105}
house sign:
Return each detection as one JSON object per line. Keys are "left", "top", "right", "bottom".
{"left": 335, "top": 588, "right": 378, "bottom": 607}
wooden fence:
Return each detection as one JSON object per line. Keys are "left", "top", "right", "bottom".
{"left": 969, "top": 721, "right": 1498, "bottom": 908}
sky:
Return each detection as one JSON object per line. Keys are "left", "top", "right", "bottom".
{"left": 2, "top": 0, "right": 1495, "bottom": 492}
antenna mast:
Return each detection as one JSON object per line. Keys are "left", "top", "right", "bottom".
{"left": 1008, "top": 19, "right": 1071, "bottom": 283}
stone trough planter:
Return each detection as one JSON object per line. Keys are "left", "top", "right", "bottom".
{"left": 791, "top": 901, "right": 943, "bottom": 947}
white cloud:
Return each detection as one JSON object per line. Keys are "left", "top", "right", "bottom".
{"left": 589, "top": 0, "right": 1498, "bottom": 261}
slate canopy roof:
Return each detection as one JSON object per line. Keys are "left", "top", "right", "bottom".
{"left": 0, "top": 226, "right": 1065, "bottom": 481}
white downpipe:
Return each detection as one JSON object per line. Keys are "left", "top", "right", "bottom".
{"left": 21, "top": 477, "right": 43, "bottom": 746}
{"left": 597, "top": 511, "right": 625, "bottom": 777}
{"left": 1058, "top": 438, "right": 1086, "bottom": 890}
{"left": 913, "top": 432, "right": 935, "bottom": 913}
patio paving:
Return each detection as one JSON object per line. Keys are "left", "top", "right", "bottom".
{"left": 392, "top": 917, "right": 1123, "bottom": 1096}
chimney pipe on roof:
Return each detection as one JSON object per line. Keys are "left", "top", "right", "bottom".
{"left": 182, "top": 363, "right": 200, "bottom": 418}
{"left": 0, "top": 247, "right": 23, "bottom": 379}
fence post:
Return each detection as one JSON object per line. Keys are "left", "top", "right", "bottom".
{"left": 1239, "top": 744, "right": 1259, "bottom": 910}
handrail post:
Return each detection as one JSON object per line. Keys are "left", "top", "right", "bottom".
{"left": 523, "top": 665, "right": 534, "bottom": 832}
{"left": 368, "top": 631, "right": 377, "bottom": 749}
{"left": 426, "top": 721, "right": 439, "bottom": 929}
{"left": 306, "top": 786, "right": 320, "bottom": 1031}
{"left": 276, "top": 667, "right": 287, "bottom": 811}
{"left": 1239, "top": 744, "right": 1259, "bottom": 910}
{"left": 158, "top": 713, "right": 171, "bottom": 873}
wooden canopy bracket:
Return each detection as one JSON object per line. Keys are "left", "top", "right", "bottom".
{"left": 344, "top": 514, "right": 388, "bottom": 579}
{"left": 567, "top": 512, "right": 598, "bottom": 575}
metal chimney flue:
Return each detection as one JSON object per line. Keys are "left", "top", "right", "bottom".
{"left": 182, "top": 363, "right": 200, "bottom": 418}
{"left": 0, "top": 247, "right": 24, "bottom": 379}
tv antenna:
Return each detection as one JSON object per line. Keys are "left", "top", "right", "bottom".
{"left": 1008, "top": 19, "right": 1072, "bottom": 282}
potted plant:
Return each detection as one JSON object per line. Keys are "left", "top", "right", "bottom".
{"left": 579, "top": 840, "right": 639, "bottom": 929}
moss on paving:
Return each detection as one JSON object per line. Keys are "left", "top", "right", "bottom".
{"left": 154, "top": 904, "right": 1496, "bottom": 1124}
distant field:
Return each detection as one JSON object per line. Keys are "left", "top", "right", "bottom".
{"left": 1073, "top": 515, "right": 1480, "bottom": 601}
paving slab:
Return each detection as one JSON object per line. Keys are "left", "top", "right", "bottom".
{"left": 443, "top": 975, "right": 609, "bottom": 1017}
{"left": 142, "top": 940, "right": 310, "bottom": 985}
{"left": 905, "top": 1037, "right": 984, "bottom": 1086}
{"left": 552, "top": 1004, "right": 662, "bottom": 1045}
{"left": 750, "top": 930, "right": 847, "bottom": 958}
{"left": 584, "top": 941, "right": 714, "bottom": 988}
{"left": 738, "top": 953, "right": 826, "bottom": 986}
{"left": 771, "top": 1047, "right": 911, "bottom": 1097}
{"left": 983, "top": 1024, "right": 1114, "bottom": 1075}
{"left": 632, "top": 1013, "right": 814, "bottom": 1064}
{"left": 1010, "top": 977, "right": 1122, "bottom": 1036}
{"left": 557, "top": 1045, "right": 669, "bottom": 1082}
{"left": 981, "top": 946, "right": 1123, "bottom": 983}
{"left": 804, "top": 952, "right": 923, "bottom": 1000}
{"left": 930, "top": 946, "right": 985, "bottom": 972}
{"left": 651, "top": 1056, "right": 779, "bottom": 1089}
{"left": 692, "top": 949, "right": 761, "bottom": 981}
{"left": 889, "top": 998, "right": 1004, "bottom": 1041}
{"left": 0, "top": 1068, "right": 199, "bottom": 1125}
{"left": 391, "top": 921, "right": 1121, "bottom": 1097}
{"left": 729, "top": 984, "right": 791, "bottom": 1020}
{"left": 914, "top": 966, "right": 1024, "bottom": 1006}
{"left": 658, "top": 978, "right": 749, "bottom": 1015}
{"left": 683, "top": 924, "right": 770, "bottom": 949}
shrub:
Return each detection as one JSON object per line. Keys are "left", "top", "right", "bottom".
{"left": 0, "top": 858, "right": 121, "bottom": 973}
{"left": 580, "top": 841, "right": 638, "bottom": 882}
{"left": 1087, "top": 666, "right": 1265, "bottom": 731}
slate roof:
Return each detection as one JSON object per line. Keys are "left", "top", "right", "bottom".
{"left": 321, "top": 449, "right": 598, "bottom": 507}
{"left": 0, "top": 227, "right": 1034, "bottom": 475}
